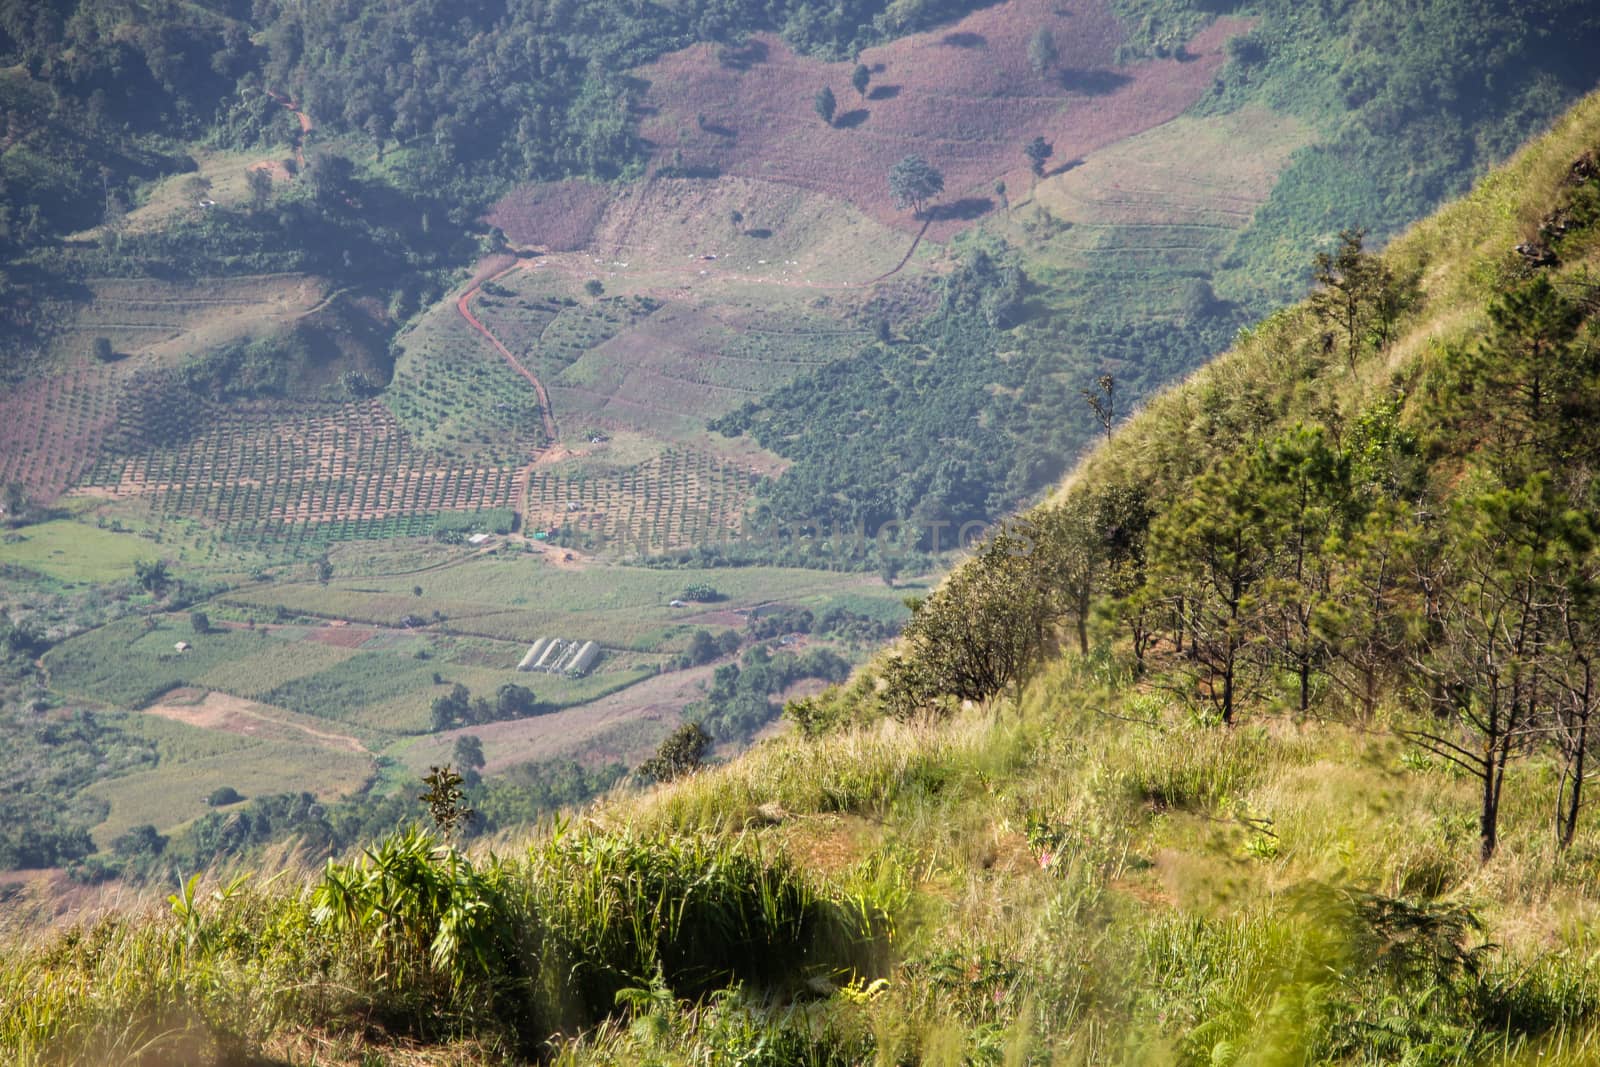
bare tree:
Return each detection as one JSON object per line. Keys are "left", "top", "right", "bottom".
{"left": 1082, "top": 374, "right": 1114, "bottom": 441}
{"left": 1544, "top": 541, "right": 1600, "bottom": 848}
{"left": 1404, "top": 480, "right": 1562, "bottom": 862}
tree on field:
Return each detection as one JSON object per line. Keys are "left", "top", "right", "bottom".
{"left": 454, "top": 734, "right": 485, "bottom": 771}
{"left": 1036, "top": 496, "right": 1100, "bottom": 657}
{"left": 1024, "top": 136, "right": 1054, "bottom": 178}
{"left": 889, "top": 521, "right": 1059, "bottom": 710}
{"left": 307, "top": 151, "right": 354, "bottom": 208}
{"left": 135, "top": 558, "right": 170, "bottom": 594}
{"left": 431, "top": 683, "right": 471, "bottom": 731}
{"left": 814, "top": 85, "right": 836, "bottom": 126}
{"left": 1028, "top": 28, "right": 1058, "bottom": 75}
{"left": 1546, "top": 543, "right": 1600, "bottom": 849}
{"left": 246, "top": 166, "right": 273, "bottom": 213}
{"left": 1314, "top": 498, "right": 1426, "bottom": 721}
{"left": 1253, "top": 426, "right": 1350, "bottom": 713}
{"left": 1455, "top": 275, "right": 1588, "bottom": 474}
{"left": 638, "top": 721, "right": 711, "bottom": 782}
{"left": 190, "top": 611, "right": 212, "bottom": 634}
{"left": 1082, "top": 374, "right": 1114, "bottom": 441}
{"left": 495, "top": 682, "right": 538, "bottom": 718}
{"left": 1405, "top": 475, "right": 1569, "bottom": 862}
{"left": 852, "top": 64, "right": 871, "bottom": 96}
{"left": 453, "top": 734, "right": 485, "bottom": 787}
{"left": 888, "top": 155, "right": 944, "bottom": 217}
{"left": 91, "top": 336, "right": 115, "bottom": 362}
{"left": 1147, "top": 455, "right": 1278, "bottom": 725}
{"left": 111, "top": 824, "right": 168, "bottom": 859}
{"left": 1311, "top": 228, "right": 1384, "bottom": 370}
{"left": 1, "top": 483, "right": 26, "bottom": 519}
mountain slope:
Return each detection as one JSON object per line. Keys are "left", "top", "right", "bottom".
{"left": 8, "top": 83, "right": 1600, "bottom": 1067}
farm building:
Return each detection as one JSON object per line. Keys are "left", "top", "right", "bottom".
{"left": 517, "top": 638, "right": 551, "bottom": 671}
{"left": 517, "top": 637, "right": 602, "bottom": 677}
{"left": 566, "top": 640, "right": 601, "bottom": 676}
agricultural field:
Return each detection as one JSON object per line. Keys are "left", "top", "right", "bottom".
{"left": 0, "top": 362, "right": 122, "bottom": 504}
{"left": 523, "top": 448, "right": 761, "bottom": 551}
{"left": 80, "top": 398, "right": 519, "bottom": 545}
{"left": 633, "top": 0, "right": 1244, "bottom": 240}
{"left": 42, "top": 274, "right": 330, "bottom": 370}
{"left": 0, "top": 519, "right": 156, "bottom": 585}
{"left": 82, "top": 711, "right": 373, "bottom": 848}
{"left": 496, "top": 176, "right": 919, "bottom": 287}
{"left": 221, "top": 555, "right": 919, "bottom": 651}
{"left": 1013, "top": 106, "right": 1312, "bottom": 312}
{"left": 29, "top": 536, "right": 916, "bottom": 844}
{"left": 68, "top": 146, "right": 301, "bottom": 241}
{"left": 382, "top": 298, "right": 551, "bottom": 465}
{"left": 42, "top": 600, "right": 675, "bottom": 749}
{"left": 395, "top": 663, "right": 724, "bottom": 777}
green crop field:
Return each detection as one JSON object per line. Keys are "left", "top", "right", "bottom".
{"left": 83, "top": 714, "right": 373, "bottom": 846}
{"left": 194, "top": 637, "right": 358, "bottom": 699}
{"left": 45, "top": 619, "right": 297, "bottom": 709}
{"left": 223, "top": 556, "right": 915, "bottom": 652}
{"left": 0, "top": 520, "right": 159, "bottom": 584}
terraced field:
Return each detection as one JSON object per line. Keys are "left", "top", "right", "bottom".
{"left": 0, "top": 362, "right": 121, "bottom": 502}
{"left": 1021, "top": 106, "right": 1312, "bottom": 311}
{"left": 523, "top": 448, "right": 761, "bottom": 551}
{"left": 634, "top": 0, "right": 1246, "bottom": 240}
{"left": 81, "top": 399, "right": 518, "bottom": 544}
{"left": 45, "top": 275, "right": 327, "bottom": 367}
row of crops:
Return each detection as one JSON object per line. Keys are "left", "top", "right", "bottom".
{"left": 0, "top": 363, "right": 120, "bottom": 500}
{"left": 84, "top": 398, "right": 518, "bottom": 539}
{"left": 525, "top": 448, "right": 760, "bottom": 552}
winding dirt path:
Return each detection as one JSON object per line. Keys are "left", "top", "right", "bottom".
{"left": 456, "top": 264, "right": 560, "bottom": 446}
{"left": 266, "top": 89, "right": 313, "bottom": 171}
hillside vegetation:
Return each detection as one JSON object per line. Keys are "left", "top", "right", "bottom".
{"left": 8, "top": 77, "right": 1600, "bottom": 1067}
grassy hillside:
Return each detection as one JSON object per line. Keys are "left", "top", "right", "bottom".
{"left": 8, "top": 78, "right": 1600, "bottom": 1067}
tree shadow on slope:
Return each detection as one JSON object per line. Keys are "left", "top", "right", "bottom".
{"left": 1058, "top": 68, "right": 1133, "bottom": 95}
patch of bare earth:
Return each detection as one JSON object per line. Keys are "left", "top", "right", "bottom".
{"left": 305, "top": 622, "right": 378, "bottom": 649}
{"left": 487, "top": 180, "right": 614, "bottom": 250}
{"left": 144, "top": 687, "right": 368, "bottom": 754}
{"left": 424, "top": 664, "right": 722, "bottom": 774}
{"left": 634, "top": 0, "right": 1246, "bottom": 239}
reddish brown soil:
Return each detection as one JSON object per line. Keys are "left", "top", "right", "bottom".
{"left": 0, "top": 362, "right": 119, "bottom": 504}
{"left": 304, "top": 622, "right": 378, "bottom": 649}
{"left": 488, "top": 180, "right": 614, "bottom": 250}
{"left": 143, "top": 687, "right": 368, "bottom": 755}
{"left": 635, "top": 0, "right": 1246, "bottom": 239}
